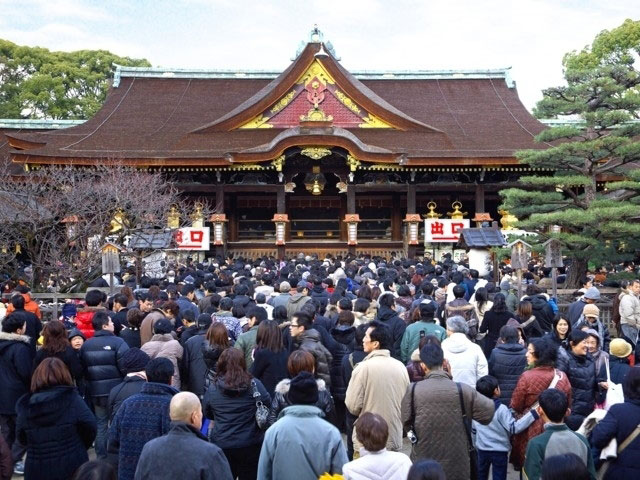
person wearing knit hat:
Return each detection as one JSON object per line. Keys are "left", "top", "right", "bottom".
{"left": 575, "top": 304, "right": 610, "bottom": 352}
{"left": 257, "top": 371, "right": 348, "bottom": 480}
{"left": 68, "top": 328, "right": 86, "bottom": 351}
{"left": 107, "top": 348, "right": 151, "bottom": 421}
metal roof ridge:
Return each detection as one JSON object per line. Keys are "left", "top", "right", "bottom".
{"left": 0, "top": 119, "right": 86, "bottom": 129}
{"left": 112, "top": 64, "right": 515, "bottom": 87}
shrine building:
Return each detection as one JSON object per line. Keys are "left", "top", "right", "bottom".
{"left": 2, "top": 28, "right": 550, "bottom": 259}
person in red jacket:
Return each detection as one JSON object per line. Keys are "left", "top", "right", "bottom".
{"left": 75, "top": 290, "right": 107, "bottom": 339}
{"left": 5, "top": 285, "right": 41, "bottom": 320}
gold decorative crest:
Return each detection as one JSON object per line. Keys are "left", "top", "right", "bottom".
{"left": 270, "top": 90, "right": 297, "bottom": 115}
{"left": 296, "top": 60, "right": 335, "bottom": 87}
{"left": 334, "top": 90, "right": 361, "bottom": 114}
{"left": 359, "top": 114, "right": 392, "bottom": 128}
{"left": 301, "top": 147, "right": 332, "bottom": 160}
{"left": 299, "top": 106, "right": 333, "bottom": 123}
{"left": 271, "top": 155, "right": 285, "bottom": 172}
{"left": 346, "top": 154, "right": 360, "bottom": 172}
{"left": 238, "top": 114, "right": 272, "bottom": 129}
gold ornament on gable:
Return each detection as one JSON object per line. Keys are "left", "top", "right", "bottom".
{"left": 301, "top": 147, "right": 332, "bottom": 160}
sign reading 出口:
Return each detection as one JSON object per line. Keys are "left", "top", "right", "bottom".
{"left": 424, "top": 219, "right": 470, "bottom": 243}
{"left": 174, "top": 227, "right": 210, "bottom": 250}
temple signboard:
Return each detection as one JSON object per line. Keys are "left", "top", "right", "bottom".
{"left": 174, "top": 228, "right": 210, "bottom": 250}
{"left": 424, "top": 219, "right": 470, "bottom": 243}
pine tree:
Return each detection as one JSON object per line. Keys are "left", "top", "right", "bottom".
{"left": 500, "top": 19, "right": 640, "bottom": 287}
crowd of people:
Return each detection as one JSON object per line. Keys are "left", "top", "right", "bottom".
{"left": 0, "top": 253, "right": 639, "bottom": 480}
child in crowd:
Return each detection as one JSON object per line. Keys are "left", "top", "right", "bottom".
{"left": 473, "top": 375, "right": 539, "bottom": 480}
{"left": 523, "top": 389, "right": 596, "bottom": 480}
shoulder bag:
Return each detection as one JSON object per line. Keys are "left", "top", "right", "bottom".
{"left": 530, "top": 369, "right": 562, "bottom": 411}
{"left": 251, "top": 379, "right": 269, "bottom": 430}
{"left": 456, "top": 382, "right": 478, "bottom": 480}
{"left": 597, "top": 424, "right": 640, "bottom": 480}
{"left": 407, "top": 382, "right": 418, "bottom": 444}
{"left": 603, "top": 356, "right": 624, "bottom": 410}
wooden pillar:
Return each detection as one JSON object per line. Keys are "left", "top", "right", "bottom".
{"left": 277, "top": 186, "right": 286, "bottom": 259}
{"left": 215, "top": 187, "right": 225, "bottom": 258}
{"left": 347, "top": 186, "right": 356, "bottom": 255}
{"left": 391, "top": 193, "right": 402, "bottom": 241}
{"left": 228, "top": 194, "right": 238, "bottom": 242}
{"left": 407, "top": 185, "right": 417, "bottom": 258}
{"left": 475, "top": 184, "right": 485, "bottom": 214}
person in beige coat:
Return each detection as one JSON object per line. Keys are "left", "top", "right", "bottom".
{"left": 345, "top": 320, "right": 410, "bottom": 454}
{"left": 401, "top": 343, "right": 494, "bottom": 479}
{"left": 141, "top": 318, "right": 183, "bottom": 389}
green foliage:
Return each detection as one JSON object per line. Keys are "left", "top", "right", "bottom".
{"left": 0, "top": 39, "right": 150, "bottom": 119}
{"left": 501, "top": 20, "right": 640, "bottom": 285}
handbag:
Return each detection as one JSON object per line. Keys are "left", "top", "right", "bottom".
{"left": 603, "top": 356, "right": 624, "bottom": 410}
{"left": 251, "top": 379, "right": 269, "bottom": 430}
{"left": 597, "top": 424, "right": 640, "bottom": 480}
{"left": 456, "top": 382, "right": 478, "bottom": 480}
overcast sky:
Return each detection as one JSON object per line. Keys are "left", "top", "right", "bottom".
{"left": 1, "top": 0, "right": 638, "bottom": 112}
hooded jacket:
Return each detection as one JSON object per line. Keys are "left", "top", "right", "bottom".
{"left": 522, "top": 294, "right": 555, "bottom": 332}
{"left": 75, "top": 306, "right": 107, "bottom": 339}
{"left": 141, "top": 334, "right": 183, "bottom": 389}
{"left": 202, "top": 377, "right": 270, "bottom": 449}
{"left": 295, "top": 329, "right": 333, "bottom": 388}
{"left": 441, "top": 332, "right": 488, "bottom": 387}
{"left": 15, "top": 385, "right": 96, "bottom": 480}
{"left": 488, "top": 343, "right": 527, "bottom": 405}
{"left": 375, "top": 306, "right": 407, "bottom": 360}
{"left": 619, "top": 288, "right": 640, "bottom": 328}
{"left": 0, "top": 331, "right": 33, "bottom": 415}
{"left": 258, "top": 405, "right": 348, "bottom": 480}
{"left": 286, "top": 293, "right": 312, "bottom": 320}
{"left": 558, "top": 351, "right": 604, "bottom": 430}
{"left": 342, "top": 448, "right": 413, "bottom": 480}
{"left": 268, "top": 378, "right": 337, "bottom": 427}
{"left": 6, "top": 293, "right": 41, "bottom": 319}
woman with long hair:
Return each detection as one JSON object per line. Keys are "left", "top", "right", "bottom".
{"left": 479, "top": 293, "right": 513, "bottom": 357}
{"left": 250, "top": 320, "right": 288, "bottom": 396}
{"left": 34, "top": 320, "right": 83, "bottom": 383}
{"left": 202, "top": 322, "right": 230, "bottom": 390}
{"left": 16, "top": 358, "right": 96, "bottom": 480}
{"left": 202, "top": 348, "right": 270, "bottom": 480}
{"left": 514, "top": 300, "right": 544, "bottom": 338}
{"left": 471, "top": 287, "right": 493, "bottom": 328}
{"left": 509, "top": 338, "right": 572, "bottom": 471}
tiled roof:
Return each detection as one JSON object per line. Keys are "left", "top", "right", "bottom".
{"left": 458, "top": 228, "right": 507, "bottom": 248}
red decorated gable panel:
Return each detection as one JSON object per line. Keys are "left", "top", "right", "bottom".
{"left": 238, "top": 60, "right": 393, "bottom": 129}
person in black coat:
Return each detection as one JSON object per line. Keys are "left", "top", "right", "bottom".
{"left": 309, "top": 277, "right": 330, "bottom": 313}
{"left": 603, "top": 339, "right": 632, "bottom": 385}
{"left": 6, "top": 295, "right": 41, "bottom": 353}
{"left": 111, "top": 293, "right": 129, "bottom": 336}
{"left": 329, "top": 313, "right": 355, "bottom": 432}
{"left": 79, "top": 312, "right": 129, "bottom": 459}
{"left": 16, "top": 357, "right": 97, "bottom": 480}
{"left": 107, "top": 348, "right": 151, "bottom": 421}
{"left": 488, "top": 325, "right": 527, "bottom": 406}
{"left": 591, "top": 366, "right": 640, "bottom": 480}
{"left": 34, "top": 320, "right": 84, "bottom": 384}
{"left": 250, "top": 320, "right": 288, "bottom": 396}
{"left": 522, "top": 285, "right": 555, "bottom": 333}
{"left": 375, "top": 293, "right": 406, "bottom": 360}
{"left": 558, "top": 329, "right": 605, "bottom": 431}
{"left": 119, "top": 308, "right": 143, "bottom": 349}
{"left": 0, "top": 314, "right": 33, "bottom": 468}
{"left": 180, "top": 316, "right": 214, "bottom": 398}
{"left": 203, "top": 348, "right": 270, "bottom": 480}
{"left": 479, "top": 293, "right": 514, "bottom": 357}
{"left": 135, "top": 392, "right": 233, "bottom": 480}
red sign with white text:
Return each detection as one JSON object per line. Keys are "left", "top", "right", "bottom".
{"left": 424, "top": 219, "right": 469, "bottom": 243}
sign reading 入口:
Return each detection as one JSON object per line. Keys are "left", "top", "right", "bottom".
{"left": 174, "top": 228, "right": 210, "bottom": 250}
{"left": 424, "top": 219, "right": 470, "bottom": 243}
